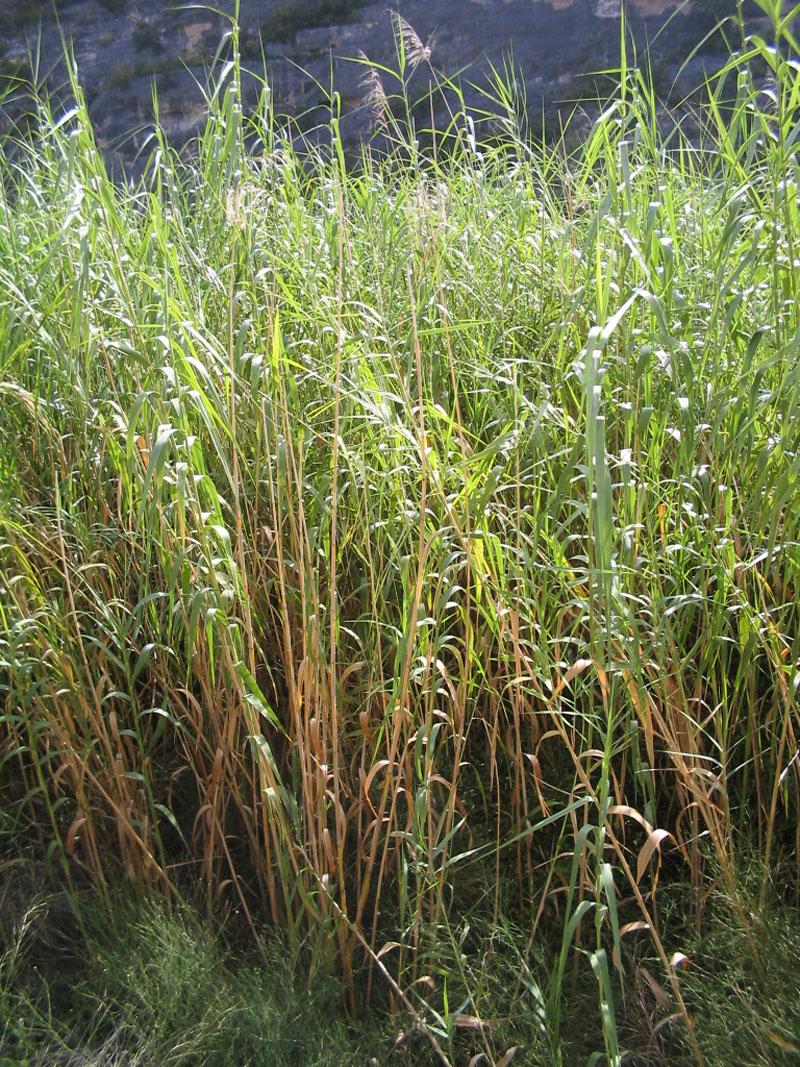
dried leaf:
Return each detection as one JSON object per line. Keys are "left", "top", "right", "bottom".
{"left": 637, "top": 828, "right": 672, "bottom": 883}
{"left": 612, "top": 921, "right": 651, "bottom": 968}
{"left": 620, "top": 920, "right": 651, "bottom": 936}
{"left": 608, "top": 803, "right": 654, "bottom": 834}
{"left": 554, "top": 658, "right": 593, "bottom": 696}
{"left": 453, "top": 1014, "right": 485, "bottom": 1031}
{"left": 66, "top": 817, "right": 86, "bottom": 855}
{"left": 638, "top": 965, "right": 671, "bottom": 1012}
{"left": 762, "top": 1027, "right": 800, "bottom": 1053}
{"left": 376, "top": 941, "right": 402, "bottom": 960}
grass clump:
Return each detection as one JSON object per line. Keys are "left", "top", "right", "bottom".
{"left": 0, "top": 872, "right": 381, "bottom": 1066}
{"left": 680, "top": 880, "right": 800, "bottom": 1065}
{"left": 1, "top": 1, "right": 800, "bottom": 1064}
{"left": 261, "top": 0, "right": 368, "bottom": 43}
{"left": 132, "top": 19, "right": 164, "bottom": 56}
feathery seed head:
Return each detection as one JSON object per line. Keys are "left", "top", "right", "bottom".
{"left": 393, "top": 15, "right": 431, "bottom": 69}
{"left": 360, "top": 54, "right": 390, "bottom": 131}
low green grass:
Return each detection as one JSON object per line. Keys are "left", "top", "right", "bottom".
{"left": 1, "top": 864, "right": 798, "bottom": 1066}
{"left": 0, "top": 870, "right": 385, "bottom": 1066}
{"left": 1, "top": 1, "right": 799, "bottom": 1064}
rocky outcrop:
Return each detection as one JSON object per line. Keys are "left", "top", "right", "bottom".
{"left": 0, "top": 1, "right": 770, "bottom": 172}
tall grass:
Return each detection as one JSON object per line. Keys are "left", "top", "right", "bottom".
{"left": 1, "top": 2, "right": 799, "bottom": 1062}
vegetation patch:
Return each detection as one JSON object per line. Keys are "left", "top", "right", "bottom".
{"left": 260, "top": 0, "right": 369, "bottom": 42}
{"left": 132, "top": 18, "right": 164, "bottom": 55}
{"left": 1, "top": 3, "right": 799, "bottom": 1065}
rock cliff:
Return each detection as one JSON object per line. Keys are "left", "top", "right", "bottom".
{"left": 0, "top": 1, "right": 768, "bottom": 171}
